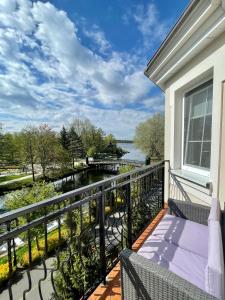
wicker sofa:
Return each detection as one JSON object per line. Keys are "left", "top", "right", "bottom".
{"left": 120, "top": 199, "right": 225, "bottom": 300}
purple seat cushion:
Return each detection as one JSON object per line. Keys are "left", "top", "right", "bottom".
{"left": 205, "top": 221, "right": 225, "bottom": 299}
{"left": 138, "top": 234, "right": 207, "bottom": 292}
{"left": 208, "top": 198, "right": 221, "bottom": 223}
{"left": 151, "top": 214, "right": 208, "bottom": 258}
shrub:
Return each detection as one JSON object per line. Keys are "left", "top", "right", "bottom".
{"left": 0, "top": 263, "right": 14, "bottom": 285}
{"left": 54, "top": 243, "right": 101, "bottom": 299}
{"left": 20, "top": 248, "right": 44, "bottom": 267}
{"left": 39, "top": 231, "right": 66, "bottom": 254}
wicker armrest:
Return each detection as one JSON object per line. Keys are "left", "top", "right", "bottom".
{"left": 120, "top": 249, "right": 216, "bottom": 300}
{"left": 168, "top": 198, "right": 210, "bottom": 225}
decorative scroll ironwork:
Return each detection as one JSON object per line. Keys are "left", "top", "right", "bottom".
{"left": 0, "top": 161, "right": 165, "bottom": 300}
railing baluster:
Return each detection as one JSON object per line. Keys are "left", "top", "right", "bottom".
{"left": 99, "top": 185, "right": 106, "bottom": 284}
{"left": 44, "top": 208, "right": 48, "bottom": 256}
{"left": 57, "top": 203, "right": 61, "bottom": 243}
{"left": 6, "top": 221, "right": 13, "bottom": 276}
{"left": 162, "top": 163, "right": 165, "bottom": 208}
{"left": 127, "top": 175, "right": 132, "bottom": 249}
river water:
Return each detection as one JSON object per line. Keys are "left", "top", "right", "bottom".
{"left": 0, "top": 143, "right": 145, "bottom": 210}
{"left": 118, "top": 142, "right": 145, "bottom": 162}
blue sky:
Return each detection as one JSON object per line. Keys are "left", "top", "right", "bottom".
{"left": 0, "top": 0, "right": 189, "bottom": 139}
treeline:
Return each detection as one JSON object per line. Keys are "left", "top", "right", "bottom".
{"left": 134, "top": 113, "right": 164, "bottom": 160}
{"left": 0, "top": 119, "right": 125, "bottom": 180}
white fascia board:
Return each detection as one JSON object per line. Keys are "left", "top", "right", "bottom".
{"left": 150, "top": 3, "right": 214, "bottom": 78}
{"left": 156, "top": 12, "right": 225, "bottom": 85}
{"left": 146, "top": 0, "right": 222, "bottom": 88}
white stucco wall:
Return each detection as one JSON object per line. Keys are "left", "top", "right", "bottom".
{"left": 164, "top": 31, "right": 225, "bottom": 206}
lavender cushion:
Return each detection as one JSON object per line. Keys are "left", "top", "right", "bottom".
{"left": 151, "top": 214, "right": 208, "bottom": 258}
{"left": 208, "top": 198, "right": 221, "bottom": 223}
{"left": 138, "top": 234, "right": 207, "bottom": 291}
{"left": 205, "top": 221, "right": 225, "bottom": 299}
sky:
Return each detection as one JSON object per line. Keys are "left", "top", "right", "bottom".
{"left": 0, "top": 0, "right": 189, "bottom": 139}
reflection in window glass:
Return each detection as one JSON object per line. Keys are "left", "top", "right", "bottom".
{"left": 183, "top": 81, "right": 212, "bottom": 170}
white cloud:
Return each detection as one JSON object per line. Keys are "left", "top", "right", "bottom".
{"left": 0, "top": 0, "right": 164, "bottom": 138}
{"left": 133, "top": 3, "right": 170, "bottom": 47}
{"left": 143, "top": 95, "right": 165, "bottom": 112}
{"left": 83, "top": 24, "right": 111, "bottom": 54}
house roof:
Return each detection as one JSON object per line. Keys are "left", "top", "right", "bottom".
{"left": 144, "top": 0, "right": 225, "bottom": 90}
{"left": 145, "top": 0, "right": 200, "bottom": 72}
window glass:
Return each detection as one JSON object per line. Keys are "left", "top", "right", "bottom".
{"left": 191, "top": 90, "right": 207, "bottom": 117}
{"left": 183, "top": 80, "right": 212, "bottom": 171}
{"left": 186, "top": 142, "right": 201, "bottom": 166}
{"left": 201, "top": 142, "right": 211, "bottom": 168}
{"left": 203, "top": 115, "right": 212, "bottom": 141}
{"left": 189, "top": 117, "right": 204, "bottom": 141}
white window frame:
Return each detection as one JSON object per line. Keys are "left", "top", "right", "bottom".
{"left": 181, "top": 80, "right": 213, "bottom": 177}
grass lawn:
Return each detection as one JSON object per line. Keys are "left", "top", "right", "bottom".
{"left": 0, "top": 174, "right": 29, "bottom": 183}
{"left": 0, "top": 177, "right": 34, "bottom": 194}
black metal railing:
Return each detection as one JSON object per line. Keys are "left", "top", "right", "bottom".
{"left": 0, "top": 161, "right": 165, "bottom": 300}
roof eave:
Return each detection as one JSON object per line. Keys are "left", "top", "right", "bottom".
{"left": 145, "top": 0, "right": 201, "bottom": 72}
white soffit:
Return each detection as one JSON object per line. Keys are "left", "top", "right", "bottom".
{"left": 157, "top": 13, "right": 225, "bottom": 85}
{"left": 145, "top": 0, "right": 225, "bottom": 90}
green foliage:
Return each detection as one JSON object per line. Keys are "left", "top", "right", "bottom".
{"left": 4, "top": 181, "right": 59, "bottom": 238}
{"left": 0, "top": 133, "right": 22, "bottom": 165}
{"left": 21, "top": 126, "right": 38, "bottom": 181}
{"left": 0, "top": 263, "right": 15, "bottom": 285}
{"left": 0, "top": 174, "right": 27, "bottom": 183}
{"left": 87, "top": 145, "right": 97, "bottom": 157}
{"left": 69, "top": 118, "right": 123, "bottom": 158}
{"left": 54, "top": 237, "right": 100, "bottom": 299}
{"left": 4, "top": 181, "right": 58, "bottom": 211}
{"left": 68, "top": 127, "right": 84, "bottom": 167}
{"left": 36, "top": 124, "right": 58, "bottom": 178}
{"left": 119, "top": 165, "right": 135, "bottom": 174}
{"left": 0, "top": 177, "right": 34, "bottom": 194}
{"left": 59, "top": 126, "right": 70, "bottom": 150}
{"left": 0, "top": 118, "right": 126, "bottom": 186}
{"left": 134, "top": 113, "right": 164, "bottom": 159}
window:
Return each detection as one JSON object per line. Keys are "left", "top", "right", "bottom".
{"left": 183, "top": 80, "right": 212, "bottom": 173}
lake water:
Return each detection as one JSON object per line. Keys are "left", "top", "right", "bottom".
{"left": 118, "top": 142, "right": 146, "bottom": 162}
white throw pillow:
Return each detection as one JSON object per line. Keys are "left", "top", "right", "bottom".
{"left": 208, "top": 198, "right": 221, "bottom": 223}
{"left": 205, "top": 220, "right": 225, "bottom": 300}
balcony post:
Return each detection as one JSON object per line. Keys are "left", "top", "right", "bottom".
{"left": 127, "top": 175, "right": 132, "bottom": 249}
{"left": 164, "top": 160, "right": 170, "bottom": 204}
{"left": 99, "top": 185, "right": 107, "bottom": 284}
{"left": 162, "top": 162, "right": 165, "bottom": 208}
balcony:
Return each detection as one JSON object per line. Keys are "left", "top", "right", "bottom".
{"left": 0, "top": 161, "right": 221, "bottom": 300}
{"left": 0, "top": 161, "right": 166, "bottom": 299}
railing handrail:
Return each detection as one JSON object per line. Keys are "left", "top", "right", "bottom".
{"left": 0, "top": 161, "right": 164, "bottom": 224}
{"left": 90, "top": 158, "right": 144, "bottom": 164}
{"left": 0, "top": 160, "right": 165, "bottom": 300}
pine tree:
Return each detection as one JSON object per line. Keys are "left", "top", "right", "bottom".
{"left": 68, "top": 127, "right": 84, "bottom": 168}
{"left": 59, "top": 126, "right": 70, "bottom": 150}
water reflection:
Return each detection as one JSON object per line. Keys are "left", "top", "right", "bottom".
{"left": 118, "top": 143, "right": 145, "bottom": 162}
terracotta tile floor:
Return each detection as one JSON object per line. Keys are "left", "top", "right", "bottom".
{"left": 89, "top": 206, "right": 167, "bottom": 300}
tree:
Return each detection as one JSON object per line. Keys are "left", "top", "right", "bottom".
{"left": 36, "top": 124, "right": 58, "bottom": 178}
{"left": 0, "top": 125, "right": 5, "bottom": 164}
{"left": 87, "top": 145, "right": 97, "bottom": 157}
{"left": 4, "top": 181, "right": 59, "bottom": 244}
{"left": 70, "top": 118, "right": 104, "bottom": 155}
{"left": 21, "top": 126, "right": 38, "bottom": 181}
{"left": 0, "top": 133, "right": 22, "bottom": 165}
{"left": 59, "top": 126, "right": 70, "bottom": 150}
{"left": 68, "top": 127, "right": 84, "bottom": 168}
{"left": 134, "top": 113, "right": 164, "bottom": 159}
